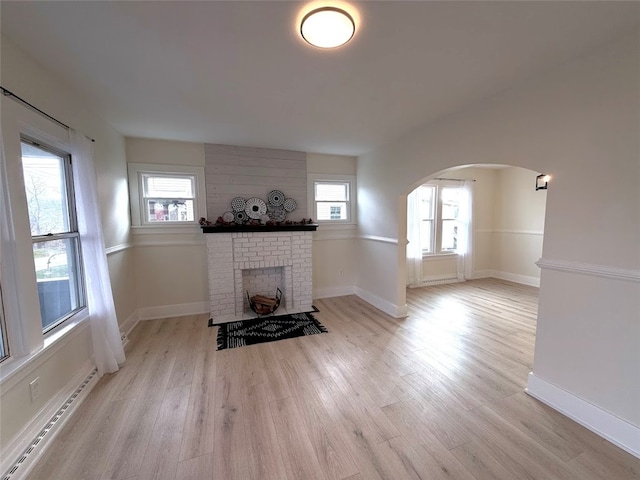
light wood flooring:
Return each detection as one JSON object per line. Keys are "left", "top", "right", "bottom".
{"left": 28, "top": 278, "right": 639, "bottom": 479}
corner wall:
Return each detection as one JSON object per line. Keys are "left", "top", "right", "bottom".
{"left": 491, "top": 166, "right": 546, "bottom": 286}
{"left": 307, "top": 153, "right": 358, "bottom": 298}
{"left": 125, "top": 137, "right": 208, "bottom": 320}
{"left": 356, "top": 31, "right": 640, "bottom": 452}
{"left": 0, "top": 35, "right": 135, "bottom": 458}
{"left": 125, "top": 140, "right": 360, "bottom": 315}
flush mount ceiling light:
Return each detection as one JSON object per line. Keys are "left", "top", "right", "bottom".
{"left": 300, "top": 6, "right": 355, "bottom": 48}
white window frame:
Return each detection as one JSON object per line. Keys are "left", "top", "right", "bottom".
{"left": 417, "top": 185, "right": 436, "bottom": 254}
{"left": 419, "top": 182, "right": 462, "bottom": 256}
{"left": 128, "top": 163, "right": 206, "bottom": 229}
{"left": 307, "top": 173, "right": 356, "bottom": 226}
{"left": 21, "top": 136, "right": 86, "bottom": 333}
{"left": 1, "top": 98, "right": 92, "bottom": 380}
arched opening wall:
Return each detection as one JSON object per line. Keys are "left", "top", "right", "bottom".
{"left": 355, "top": 32, "right": 639, "bottom": 455}
{"left": 402, "top": 165, "right": 547, "bottom": 290}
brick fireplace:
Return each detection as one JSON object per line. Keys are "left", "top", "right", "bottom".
{"left": 204, "top": 226, "right": 316, "bottom": 324}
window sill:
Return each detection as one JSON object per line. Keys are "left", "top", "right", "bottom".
{"left": 0, "top": 310, "right": 90, "bottom": 389}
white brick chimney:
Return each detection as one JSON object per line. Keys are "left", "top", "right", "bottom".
{"left": 205, "top": 229, "right": 314, "bottom": 324}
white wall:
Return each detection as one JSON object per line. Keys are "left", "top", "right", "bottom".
{"left": 307, "top": 153, "right": 358, "bottom": 298}
{"left": 3, "top": 26, "right": 634, "bottom": 461}
{"left": 492, "top": 166, "right": 546, "bottom": 286}
{"left": 124, "top": 137, "right": 209, "bottom": 318}
{"left": 125, "top": 139, "right": 314, "bottom": 318}
{"left": 125, "top": 137, "right": 205, "bottom": 168}
{"left": 469, "top": 167, "right": 498, "bottom": 274}
{"left": 0, "top": 35, "right": 135, "bottom": 454}
{"left": 204, "top": 143, "right": 308, "bottom": 221}
{"left": 357, "top": 30, "right": 640, "bottom": 445}
{"left": 125, "top": 142, "right": 360, "bottom": 312}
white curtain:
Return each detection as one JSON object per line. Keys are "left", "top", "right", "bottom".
{"left": 457, "top": 179, "right": 474, "bottom": 280}
{"left": 70, "top": 130, "right": 125, "bottom": 376}
{"left": 406, "top": 188, "right": 423, "bottom": 287}
{"left": 0, "top": 132, "right": 28, "bottom": 356}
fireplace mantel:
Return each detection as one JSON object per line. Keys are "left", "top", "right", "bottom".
{"left": 201, "top": 224, "right": 318, "bottom": 233}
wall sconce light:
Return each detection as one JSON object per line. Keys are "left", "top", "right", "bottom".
{"left": 536, "top": 174, "right": 550, "bottom": 191}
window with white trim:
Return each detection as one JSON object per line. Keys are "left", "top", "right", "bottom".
{"left": 128, "top": 163, "right": 206, "bottom": 227}
{"left": 417, "top": 184, "right": 461, "bottom": 254}
{"left": 141, "top": 173, "right": 195, "bottom": 223}
{"left": 308, "top": 174, "right": 356, "bottom": 224}
{"left": 21, "top": 138, "right": 86, "bottom": 332}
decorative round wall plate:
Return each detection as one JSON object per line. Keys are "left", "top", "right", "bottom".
{"left": 234, "top": 211, "right": 248, "bottom": 224}
{"left": 268, "top": 190, "right": 285, "bottom": 207}
{"left": 245, "top": 197, "right": 267, "bottom": 219}
{"left": 283, "top": 198, "right": 297, "bottom": 212}
{"left": 231, "top": 197, "right": 246, "bottom": 212}
{"left": 222, "top": 211, "right": 234, "bottom": 223}
{"left": 267, "top": 205, "right": 287, "bottom": 222}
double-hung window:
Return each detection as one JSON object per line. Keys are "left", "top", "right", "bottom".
{"left": 128, "top": 163, "right": 206, "bottom": 227}
{"left": 417, "top": 184, "right": 461, "bottom": 254}
{"left": 418, "top": 185, "right": 435, "bottom": 253}
{"left": 309, "top": 174, "right": 356, "bottom": 224}
{"left": 440, "top": 187, "right": 461, "bottom": 251}
{"left": 21, "top": 138, "right": 85, "bottom": 332}
{"left": 141, "top": 173, "right": 195, "bottom": 224}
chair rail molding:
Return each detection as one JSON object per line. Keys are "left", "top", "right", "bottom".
{"left": 359, "top": 234, "right": 399, "bottom": 245}
{"left": 132, "top": 238, "right": 206, "bottom": 248}
{"left": 536, "top": 258, "right": 640, "bottom": 283}
{"left": 105, "top": 243, "right": 133, "bottom": 255}
{"left": 494, "top": 228, "right": 544, "bottom": 236}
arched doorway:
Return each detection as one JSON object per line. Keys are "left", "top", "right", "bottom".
{"left": 399, "top": 163, "right": 548, "bottom": 302}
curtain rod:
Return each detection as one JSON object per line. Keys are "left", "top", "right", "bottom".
{"left": 1, "top": 86, "right": 95, "bottom": 142}
{"left": 432, "top": 177, "right": 476, "bottom": 182}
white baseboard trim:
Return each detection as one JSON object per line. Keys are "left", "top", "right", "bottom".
{"left": 1, "top": 361, "right": 99, "bottom": 480}
{"left": 492, "top": 270, "right": 540, "bottom": 287}
{"left": 468, "top": 270, "right": 540, "bottom": 286}
{"left": 138, "top": 301, "right": 210, "bottom": 321}
{"left": 118, "top": 311, "right": 140, "bottom": 347}
{"left": 354, "top": 287, "right": 408, "bottom": 318}
{"left": 119, "top": 310, "right": 139, "bottom": 338}
{"left": 526, "top": 373, "right": 640, "bottom": 459}
{"left": 409, "top": 275, "right": 462, "bottom": 288}
{"left": 314, "top": 285, "right": 356, "bottom": 299}
{"left": 471, "top": 269, "right": 494, "bottom": 279}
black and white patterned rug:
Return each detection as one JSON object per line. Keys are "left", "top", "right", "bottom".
{"left": 212, "top": 311, "right": 327, "bottom": 350}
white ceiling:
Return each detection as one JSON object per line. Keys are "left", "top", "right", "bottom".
{"left": 1, "top": 1, "right": 638, "bottom": 156}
